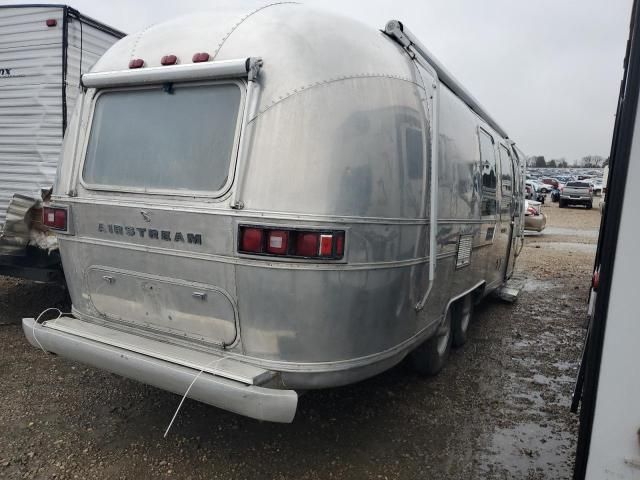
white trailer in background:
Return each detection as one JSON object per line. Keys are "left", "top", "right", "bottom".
{"left": 0, "top": 4, "right": 124, "bottom": 281}
{"left": 573, "top": 0, "right": 640, "bottom": 478}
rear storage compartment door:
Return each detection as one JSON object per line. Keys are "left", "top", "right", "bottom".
{"left": 87, "top": 268, "right": 237, "bottom": 345}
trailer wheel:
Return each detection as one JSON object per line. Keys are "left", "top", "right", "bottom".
{"left": 452, "top": 294, "right": 474, "bottom": 348}
{"left": 409, "top": 309, "right": 452, "bottom": 376}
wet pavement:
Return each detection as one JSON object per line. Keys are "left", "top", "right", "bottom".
{"left": 0, "top": 200, "right": 597, "bottom": 479}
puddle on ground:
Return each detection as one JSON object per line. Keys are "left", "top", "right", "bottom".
{"left": 552, "top": 360, "right": 578, "bottom": 372}
{"left": 479, "top": 422, "right": 575, "bottom": 478}
{"left": 513, "top": 339, "right": 534, "bottom": 349}
{"left": 528, "top": 241, "right": 597, "bottom": 253}
{"left": 530, "top": 373, "right": 574, "bottom": 387}
{"left": 522, "top": 278, "right": 555, "bottom": 292}
{"left": 508, "top": 391, "right": 546, "bottom": 411}
{"left": 543, "top": 226, "right": 600, "bottom": 238}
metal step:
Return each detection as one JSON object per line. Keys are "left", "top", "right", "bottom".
{"left": 42, "top": 316, "right": 274, "bottom": 385}
{"left": 495, "top": 274, "right": 526, "bottom": 303}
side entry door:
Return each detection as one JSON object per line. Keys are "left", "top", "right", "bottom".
{"left": 499, "top": 144, "right": 516, "bottom": 279}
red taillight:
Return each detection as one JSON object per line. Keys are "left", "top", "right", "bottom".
{"left": 319, "top": 234, "right": 333, "bottom": 257}
{"left": 240, "top": 228, "right": 264, "bottom": 253}
{"left": 42, "top": 206, "right": 67, "bottom": 231}
{"left": 192, "top": 52, "right": 210, "bottom": 63}
{"left": 46, "top": 19, "right": 57, "bottom": 27}
{"left": 266, "top": 230, "right": 289, "bottom": 255}
{"left": 239, "top": 226, "right": 345, "bottom": 260}
{"left": 593, "top": 269, "right": 600, "bottom": 290}
{"left": 161, "top": 55, "right": 178, "bottom": 65}
{"left": 295, "top": 233, "right": 319, "bottom": 257}
{"left": 129, "top": 58, "right": 144, "bottom": 69}
{"left": 335, "top": 233, "right": 345, "bottom": 257}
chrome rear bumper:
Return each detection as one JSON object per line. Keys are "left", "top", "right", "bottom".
{"left": 22, "top": 317, "right": 298, "bottom": 423}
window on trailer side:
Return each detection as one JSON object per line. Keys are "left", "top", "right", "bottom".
{"left": 478, "top": 128, "right": 497, "bottom": 216}
{"left": 499, "top": 145, "right": 513, "bottom": 196}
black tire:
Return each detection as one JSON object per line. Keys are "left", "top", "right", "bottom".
{"left": 452, "top": 294, "right": 474, "bottom": 348}
{"left": 587, "top": 201, "right": 593, "bottom": 209}
{"left": 559, "top": 199, "right": 566, "bottom": 208}
{"left": 409, "top": 309, "right": 453, "bottom": 376}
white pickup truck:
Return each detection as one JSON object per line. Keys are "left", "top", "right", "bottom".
{"left": 559, "top": 181, "right": 594, "bottom": 209}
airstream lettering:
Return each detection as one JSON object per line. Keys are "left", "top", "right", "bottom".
{"left": 97, "top": 223, "right": 202, "bottom": 244}
{"left": 23, "top": 5, "right": 525, "bottom": 423}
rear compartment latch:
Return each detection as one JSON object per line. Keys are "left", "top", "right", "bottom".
{"left": 192, "top": 292, "right": 207, "bottom": 301}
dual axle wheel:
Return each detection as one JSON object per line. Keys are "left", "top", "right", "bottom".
{"left": 409, "top": 294, "right": 474, "bottom": 376}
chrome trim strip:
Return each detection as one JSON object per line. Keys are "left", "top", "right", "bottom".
{"left": 59, "top": 235, "right": 458, "bottom": 270}
{"left": 52, "top": 196, "right": 494, "bottom": 226}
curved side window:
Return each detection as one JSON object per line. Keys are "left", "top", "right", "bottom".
{"left": 499, "top": 145, "right": 513, "bottom": 196}
{"left": 83, "top": 83, "right": 242, "bottom": 195}
{"left": 478, "top": 128, "right": 497, "bottom": 216}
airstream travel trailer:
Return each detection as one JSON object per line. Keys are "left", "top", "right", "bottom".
{"left": 0, "top": 5, "right": 124, "bottom": 282}
{"left": 23, "top": 4, "right": 525, "bottom": 423}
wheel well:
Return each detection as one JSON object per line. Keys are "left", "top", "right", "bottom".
{"left": 443, "top": 281, "right": 485, "bottom": 316}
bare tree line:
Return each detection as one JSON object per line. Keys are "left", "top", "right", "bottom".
{"left": 526, "top": 155, "right": 607, "bottom": 168}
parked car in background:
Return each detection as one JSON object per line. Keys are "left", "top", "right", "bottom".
{"left": 525, "top": 183, "right": 534, "bottom": 199}
{"left": 525, "top": 181, "right": 546, "bottom": 203}
{"left": 556, "top": 175, "right": 574, "bottom": 183}
{"left": 539, "top": 178, "right": 559, "bottom": 193}
{"left": 560, "top": 181, "right": 594, "bottom": 209}
{"left": 591, "top": 180, "right": 603, "bottom": 196}
{"left": 524, "top": 200, "right": 546, "bottom": 232}
{"left": 600, "top": 164, "right": 609, "bottom": 213}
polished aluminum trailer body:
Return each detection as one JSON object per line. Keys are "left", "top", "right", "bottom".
{"left": 24, "top": 4, "right": 525, "bottom": 422}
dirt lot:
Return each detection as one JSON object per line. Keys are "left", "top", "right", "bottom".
{"left": 0, "top": 199, "right": 600, "bottom": 479}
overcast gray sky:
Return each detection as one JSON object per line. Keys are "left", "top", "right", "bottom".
{"left": 7, "top": 0, "right": 632, "bottom": 161}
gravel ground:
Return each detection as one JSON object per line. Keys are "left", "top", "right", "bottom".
{"left": 0, "top": 198, "right": 600, "bottom": 479}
